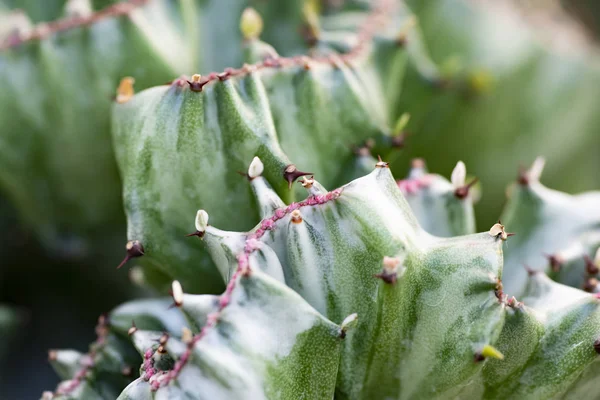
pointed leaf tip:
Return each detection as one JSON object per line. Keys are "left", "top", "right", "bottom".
{"left": 195, "top": 210, "right": 209, "bottom": 233}
{"left": 172, "top": 281, "right": 183, "bottom": 306}
{"left": 248, "top": 156, "right": 264, "bottom": 179}
{"left": 340, "top": 313, "right": 358, "bottom": 338}
{"left": 240, "top": 7, "right": 263, "bottom": 40}
{"left": 116, "top": 77, "right": 135, "bottom": 104}
{"left": 481, "top": 344, "right": 504, "bottom": 360}
{"left": 451, "top": 161, "right": 466, "bottom": 189}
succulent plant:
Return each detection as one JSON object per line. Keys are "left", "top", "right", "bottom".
{"left": 1, "top": 0, "right": 599, "bottom": 399}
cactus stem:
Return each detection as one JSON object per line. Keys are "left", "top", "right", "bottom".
{"left": 545, "top": 253, "right": 564, "bottom": 273}
{"left": 115, "top": 77, "right": 135, "bottom": 104}
{"left": 376, "top": 155, "right": 389, "bottom": 168}
{"left": 52, "top": 313, "right": 109, "bottom": 396}
{"left": 454, "top": 177, "right": 479, "bottom": 199}
{"left": 116, "top": 240, "right": 144, "bottom": 269}
{"left": 474, "top": 345, "right": 504, "bottom": 362}
{"left": 284, "top": 164, "right": 313, "bottom": 189}
{"left": 160, "top": 183, "right": 346, "bottom": 389}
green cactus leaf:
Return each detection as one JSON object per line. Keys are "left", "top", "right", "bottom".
{"left": 477, "top": 275, "right": 600, "bottom": 399}
{"left": 396, "top": 159, "right": 476, "bottom": 237}
{"left": 118, "top": 270, "right": 344, "bottom": 399}
{"left": 0, "top": 0, "right": 196, "bottom": 254}
{"left": 499, "top": 161, "right": 600, "bottom": 297}
{"left": 47, "top": 300, "right": 186, "bottom": 399}
{"left": 110, "top": 6, "right": 413, "bottom": 291}
{"left": 199, "top": 166, "right": 505, "bottom": 399}
{"left": 400, "top": 0, "right": 600, "bottom": 230}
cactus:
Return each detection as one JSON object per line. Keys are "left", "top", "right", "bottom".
{"left": 1, "top": 0, "right": 599, "bottom": 398}
{"left": 45, "top": 161, "right": 600, "bottom": 399}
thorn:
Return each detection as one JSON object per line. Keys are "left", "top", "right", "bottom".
{"left": 116, "top": 240, "right": 144, "bottom": 269}
{"left": 583, "top": 277, "right": 598, "bottom": 293}
{"left": 374, "top": 256, "right": 400, "bottom": 284}
{"left": 584, "top": 255, "right": 599, "bottom": 276}
{"left": 524, "top": 265, "right": 537, "bottom": 276}
{"left": 128, "top": 321, "right": 137, "bottom": 336}
{"left": 489, "top": 223, "right": 512, "bottom": 241}
{"left": 187, "top": 74, "right": 209, "bottom": 92}
{"left": 594, "top": 339, "right": 600, "bottom": 354}
{"left": 157, "top": 345, "right": 166, "bottom": 354}
{"left": 391, "top": 131, "right": 409, "bottom": 148}
{"left": 475, "top": 345, "right": 504, "bottom": 362}
{"left": 454, "top": 177, "right": 478, "bottom": 199}
{"left": 121, "top": 366, "right": 133, "bottom": 376}
{"left": 290, "top": 210, "right": 303, "bottom": 224}
{"left": 299, "top": 176, "right": 314, "bottom": 189}
{"left": 340, "top": 313, "right": 358, "bottom": 339}
{"left": 159, "top": 333, "right": 169, "bottom": 345}
{"left": 185, "top": 231, "right": 205, "bottom": 238}
{"left": 283, "top": 164, "right": 312, "bottom": 189}
{"left": 545, "top": 253, "right": 564, "bottom": 273}
{"left": 517, "top": 164, "right": 529, "bottom": 185}
{"left": 375, "top": 155, "right": 389, "bottom": 168}
{"left": 48, "top": 350, "right": 57, "bottom": 362}
{"left": 115, "top": 77, "right": 135, "bottom": 104}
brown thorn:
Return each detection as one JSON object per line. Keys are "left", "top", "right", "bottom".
{"left": 185, "top": 231, "right": 205, "bottom": 238}
{"left": 117, "top": 240, "right": 144, "bottom": 269}
{"left": 524, "top": 265, "right": 538, "bottom": 276}
{"left": 454, "top": 177, "right": 479, "bottom": 199}
{"left": 545, "top": 253, "right": 564, "bottom": 273}
{"left": 583, "top": 277, "right": 598, "bottom": 293}
{"left": 283, "top": 164, "right": 313, "bottom": 189}
{"left": 391, "top": 131, "right": 409, "bottom": 148}
{"left": 594, "top": 339, "right": 600, "bottom": 354}
{"left": 517, "top": 164, "right": 529, "bottom": 185}
{"left": 373, "top": 272, "right": 397, "bottom": 285}
{"left": 584, "top": 255, "right": 599, "bottom": 276}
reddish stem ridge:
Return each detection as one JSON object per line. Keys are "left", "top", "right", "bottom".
{"left": 160, "top": 187, "right": 343, "bottom": 389}
{"left": 1, "top": 0, "right": 149, "bottom": 50}
{"left": 171, "top": 0, "right": 395, "bottom": 92}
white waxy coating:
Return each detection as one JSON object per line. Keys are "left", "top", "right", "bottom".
{"left": 195, "top": 210, "right": 209, "bottom": 232}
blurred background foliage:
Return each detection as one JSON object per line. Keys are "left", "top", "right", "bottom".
{"left": 0, "top": 0, "right": 599, "bottom": 398}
